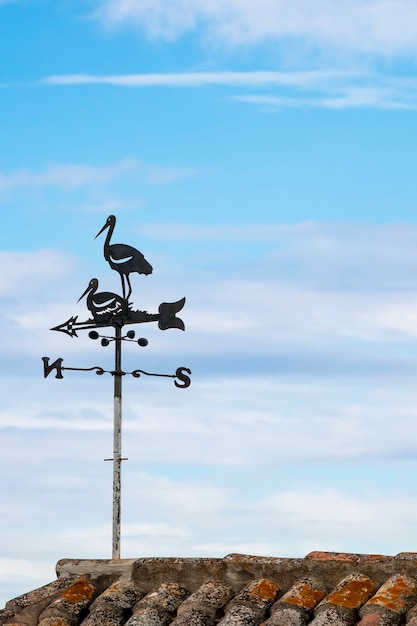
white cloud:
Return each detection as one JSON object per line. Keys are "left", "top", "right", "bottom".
{"left": 0, "top": 160, "right": 138, "bottom": 190}
{"left": 5, "top": 373, "right": 417, "bottom": 466}
{"left": 0, "top": 250, "right": 76, "bottom": 297}
{"left": 42, "top": 70, "right": 346, "bottom": 87}
{"left": 0, "top": 159, "right": 198, "bottom": 192}
{"left": 238, "top": 86, "right": 417, "bottom": 110}
{"left": 42, "top": 71, "right": 417, "bottom": 110}
{"left": 92, "top": 0, "right": 417, "bottom": 59}
{"left": 142, "top": 220, "right": 417, "bottom": 290}
{"left": 0, "top": 558, "right": 53, "bottom": 582}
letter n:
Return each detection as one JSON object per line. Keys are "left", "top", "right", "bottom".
{"left": 42, "top": 357, "right": 64, "bottom": 379}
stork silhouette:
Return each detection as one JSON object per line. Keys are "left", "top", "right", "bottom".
{"left": 95, "top": 215, "right": 153, "bottom": 299}
{"left": 78, "top": 278, "right": 128, "bottom": 323}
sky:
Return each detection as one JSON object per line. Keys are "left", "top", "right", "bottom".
{"left": 2, "top": 0, "right": 417, "bottom": 608}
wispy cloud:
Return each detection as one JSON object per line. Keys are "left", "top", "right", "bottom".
{"left": 141, "top": 221, "right": 417, "bottom": 289}
{"left": 0, "top": 558, "right": 52, "bottom": 582}
{"left": 41, "top": 71, "right": 417, "bottom": 110}
{"left": 238, "top": 89, "right": 417, "bottom": 111}
{"left": 42, "top": 70, "right": 347, "bottom": 87}
{"left": 0, "top": 160, "right": 138, "bottom": 190}
{"left": 0, "top": 159, "right": 199, "bottom": 192}
{"left": 0, "top": 250, "right": 76, "bottom": 297}
{"left": 92, "top": 0, "right": 417, "bottom": 59}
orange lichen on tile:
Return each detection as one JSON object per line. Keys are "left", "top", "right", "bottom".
{"left": 326, "top": 574, "right": 375, "bottom": 610}
{"left": 357, "top": 614, "right": 384, "bottom": 626}
{"left": 305, "top": 551, "right": 359, "bottom": 563}
{"left": 249, "top": 579, "right": 279, "bottom": 602}
{"left": 359, "top": 555, "right": 388, "bottom": 562}
{"left": 283, "top": 582, "right": 325, "bottom": 609}
{"left": 60, "top": 577, "right": 95, "bottom": 604}
{"left": 366, "top": 575, "right": 417, "bottom": 612}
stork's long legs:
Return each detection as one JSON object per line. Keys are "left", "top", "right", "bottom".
{"left": 120, "top": 276, "right": 126, "bottom": 300}
{"left": 125, "top": 276, "right": 133, "bottom": 300}
{"left": 119, "top": 275, "right": 133, "bottom": 300}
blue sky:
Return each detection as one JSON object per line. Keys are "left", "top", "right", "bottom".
{"left": 2, "top": 0, "right": 417, "bottom": 607}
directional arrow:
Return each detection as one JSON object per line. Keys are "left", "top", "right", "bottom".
{"left": 51, "top": 297, "right": 186, "bottom": 337}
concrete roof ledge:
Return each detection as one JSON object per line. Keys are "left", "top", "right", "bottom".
{"left": 56, "top": 558, "right": 138, "bottom": 583}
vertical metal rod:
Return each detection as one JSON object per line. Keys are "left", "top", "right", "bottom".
{"left": 112, "top": 321, "right": 123, "bottom": 559}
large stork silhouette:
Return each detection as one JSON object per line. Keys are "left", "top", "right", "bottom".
{"left": 95, "top": 215, "right": 153, "bottom": 299}
{"left": 78, "top": 278, "right": 128, "bottom": 323}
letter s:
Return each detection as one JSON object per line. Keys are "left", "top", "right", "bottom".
{"left": 174, "top": 367, "right": 191, "bottom": 388}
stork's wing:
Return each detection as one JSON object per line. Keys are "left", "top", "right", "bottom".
{"left": 108, "top": 243, "right": 138, "bottom": 262}
{"left": 110, "top": 252, "right": 134, "bottom": 264}
{"left": 93, "top": 293, "right": 123, "bottom": 307}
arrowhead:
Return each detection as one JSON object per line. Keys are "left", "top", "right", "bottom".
{"left": 51, "top": 316, "right": 79, "bottom": 338}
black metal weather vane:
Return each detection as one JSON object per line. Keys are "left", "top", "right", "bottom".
{"left": 51, "top": 215, "right": 185, "bottom": 337}
{"left": 42, "top": 214, "right": 191, "bottom": 560}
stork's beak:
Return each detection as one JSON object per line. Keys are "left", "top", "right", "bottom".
{"left": 77, "top": 284, "right": 91, "bottom": 302}
{"left": 95, "top": 222, "right": 109, "bottom": 239}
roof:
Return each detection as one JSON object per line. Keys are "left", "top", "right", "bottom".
{"left": 2, "top": 551, "right": 417, "bottom": 625}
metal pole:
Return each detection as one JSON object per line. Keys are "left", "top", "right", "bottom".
{"left": 112, "top": 320, "right": 123, "bottom": 559}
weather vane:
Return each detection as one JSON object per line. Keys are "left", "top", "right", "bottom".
{"left": 42, "top": 215, "right": 191, "bottom": 560}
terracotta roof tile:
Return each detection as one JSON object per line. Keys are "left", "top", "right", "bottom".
{"left": 306, "top": 573, "right": 376, "bottom": 626}
{"left": 81, "top": 580, "right": 143, "bottom": 626}
{"left": 220, "top": 579, "right": 279, "bottom": 625}
{"left": 265, "top": 578, "right": 325, "bottom": 625}
{"left": 38, "top": 576, "right": 97, "bottom": 626}
{"left": 175, "top": 580, "right": 234, "bottom": 625}
{"left": 125, "top": 581, "right": 188, "bottom": 625}
{"left": 3, "top": 552, "right": 417, "bottom": 626}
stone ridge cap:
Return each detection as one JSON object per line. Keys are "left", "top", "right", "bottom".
{"left": 56, "top": 554, "right": 294, "bottom": 580}
{"left": 56, "top": 556, "right": 222, "bottom": 576}
{"left": 56, "top": 552, "right": 398, "bottom": 575}
{"left": 57, "top": 554, "right": 292, "bottom": 569}
{"left": 55, "top": 552, "right": 405, "bottom": 589}
{"left": 55, "top": 551, "right": 406, "bottom": 572}
{"left": 57, "top": 558, "right": 138, "bottom": 569}
{"left": 224, "top": 553, "right": 293, "bottom": 563}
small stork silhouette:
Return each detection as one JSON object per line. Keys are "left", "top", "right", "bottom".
{"left": 78, "top": 278, "right": 129, "bottom": 323}
{"left": 95, "top": 215, "right": 153, "bottom": 299}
